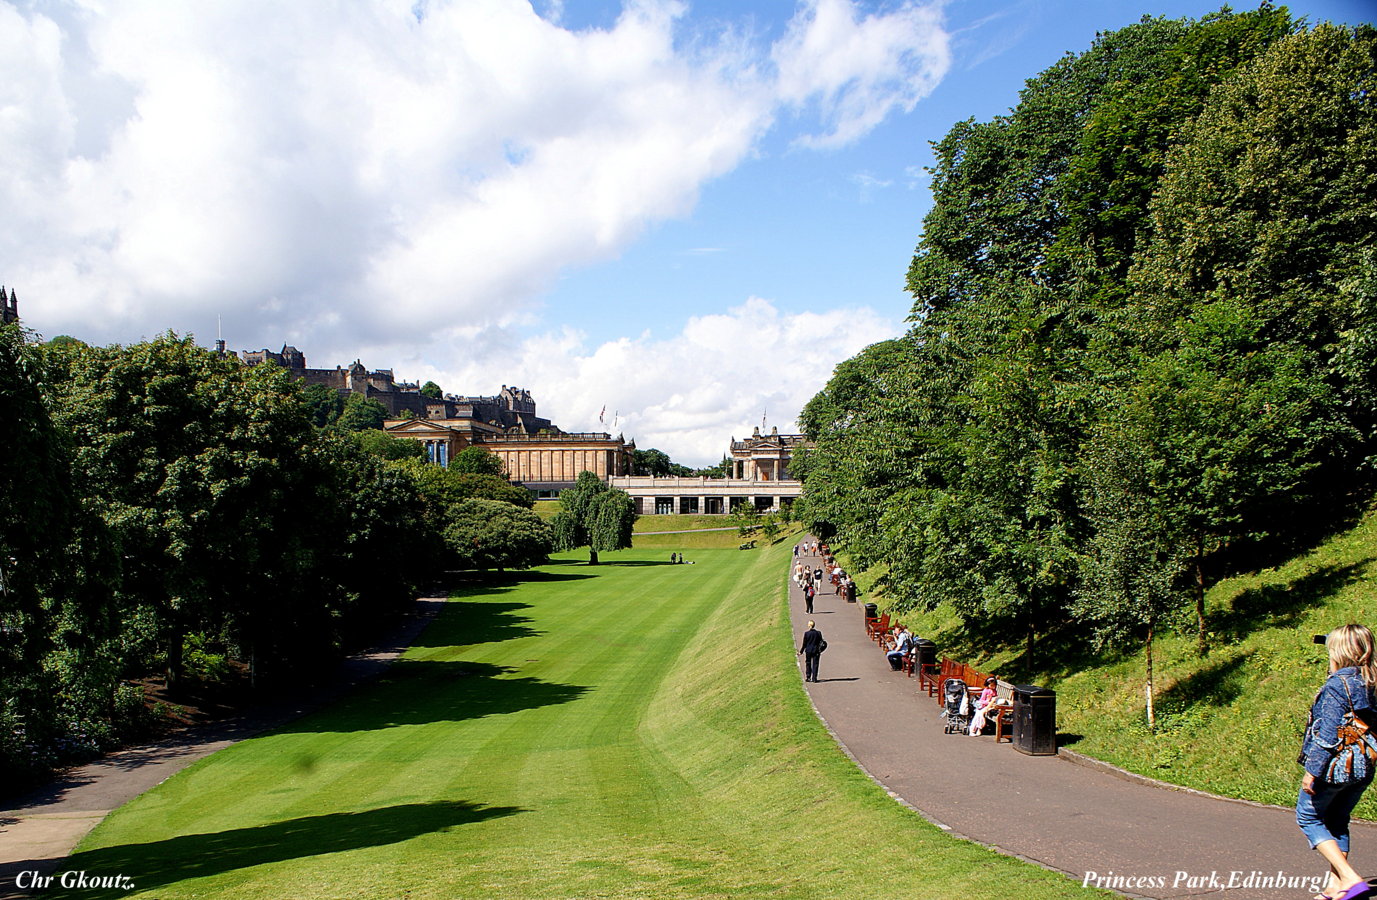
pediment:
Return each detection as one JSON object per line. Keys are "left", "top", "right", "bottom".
{"left": 384, "top": 419, "right": 452, "bottom": 436}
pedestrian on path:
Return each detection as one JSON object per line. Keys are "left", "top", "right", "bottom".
{"left": 1298, "top": 623, "right": 1377, "bottom": 900}
{"left": 804, "top": 581, "right": 816, "bottom": 614}
{"left": 798, "top": 621, "right": 825, "bottom": 683}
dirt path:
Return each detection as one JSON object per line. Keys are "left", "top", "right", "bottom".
{"left": 0, "top": 597, "right": 446, "bottom": 900}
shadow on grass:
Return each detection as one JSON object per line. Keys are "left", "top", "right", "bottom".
{"left": 274, "top": 660, "right": 589, "bottom": 734}
{"left": 1210, "top": 561, "right": 1372, "bottom": 644}
{"left": 1156, "top": 651, "right": 1253, "bottom": 712}
{"left": 408, "top": 599, "right": 540, "bottom": 648}
{"left": 49, "top": 801, "right": 522, "bottom": 898}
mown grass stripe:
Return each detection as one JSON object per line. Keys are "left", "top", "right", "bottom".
{"left": 54, "top": 543, "right": 1106, "bottom": 900}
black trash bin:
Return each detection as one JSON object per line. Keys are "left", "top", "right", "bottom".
{"left": 912, "top": 638, "right": 937, "bottom": 675}
{"left": 862, "top": 602, "right": 878, "bottom": 620}
{"left": 1012, "top": 685, "right": 1057, "bottom": 756}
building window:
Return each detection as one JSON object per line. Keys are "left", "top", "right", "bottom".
{"left": 679, "top": 497, "right": 699, "bottom": 514}
{"left": 437, "top": 443, "right": 448, "bottom": 468}
{"left": 754, "top": 496, "right": 773, "bottom": 513}
{"left": 705, "top": 497, "right": 724, "bottom": 515}
{"left": 655, "top": 497, "right": 674, "bottom": 515}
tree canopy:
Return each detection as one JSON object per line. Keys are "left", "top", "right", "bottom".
{"left": 795, "top": 12, "right": 1377, "bottom": 718}
{"left": 551, "top": 471, "right": 636, "bottom": 565}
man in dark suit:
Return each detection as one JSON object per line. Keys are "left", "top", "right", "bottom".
{"left": 798, "top": 620, "right": 825, "bottom": 683}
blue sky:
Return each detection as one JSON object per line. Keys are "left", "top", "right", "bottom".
{"left": 2, "top": 0, "right": 1372, "bottom": 464}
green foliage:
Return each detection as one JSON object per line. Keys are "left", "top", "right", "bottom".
{"left": 632, "top": 447, "right": 694, "bottom": 477}
{"left": 1, "top": 330, "right": 444, "bottom": 782}
{"left": 419, "top": 380, "right": 443, "bottom": 399}
{"left": 449, "top": 445, "right": 504, "bottom": 476}
{"left": 800, "top": 11, "right": 1376, "bottom": 705}
{"left": 443, "top": 498, "right": 553, "bottom": 570}
{"left": 730, "top": 503, "right": 761, "bottom": 538}
{"left": 300, "top": 382, "right": 344, "bottom": 428}
{"left": 332, "top": 392, "right": 389, "bottom": 432}
{"left": 353, "top": 429, "right": 425, "bottom": 461}
{"left": 550, "top": 471, "right": 636, "bottom": 564}
{"left": 391, "top": 458, "right": 534, "bottom": 510}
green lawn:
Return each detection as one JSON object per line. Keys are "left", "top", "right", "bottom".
{"left": 55, "top": 542, "right": 1104, "bottom": 900}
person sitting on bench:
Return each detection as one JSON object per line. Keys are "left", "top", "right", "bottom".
{"left": 969, "top": 677, "right": 1009, "bottom": 735}
{"left": 886, "top": 625, "right": 913, "bottom": 671}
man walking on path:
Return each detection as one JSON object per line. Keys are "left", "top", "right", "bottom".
{"left": 804, "top": 581, "right": 816, "bottom": 614}
{"left": 799, "top": 620, "right": 824, "bottom": 683}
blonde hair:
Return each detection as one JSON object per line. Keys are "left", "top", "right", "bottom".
{"left": 1327, "top": 624, "right": 1377, "bottom": 689}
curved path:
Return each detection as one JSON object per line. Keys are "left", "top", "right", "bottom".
{"left": 0, "top": 597, "right": 446, "bottom": 900}
{"left": 787, "top": 543, "right": 1377, "bottom": 900}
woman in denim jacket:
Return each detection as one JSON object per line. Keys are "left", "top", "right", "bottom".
{"left": 1299, "top": 624, "right": 1377, "bottom": 900}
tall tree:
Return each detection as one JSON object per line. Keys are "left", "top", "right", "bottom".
{"left": 43, "top": 335, "right": 315, "bottom": 690}
{"left": 444, "top": 499, "right": 553, "bottom": 571}
{"left": 450, "top": 446, "right": 504, "bottom": 476}
{"left": 551, "top": 471, "right": 635, "bottom": 565}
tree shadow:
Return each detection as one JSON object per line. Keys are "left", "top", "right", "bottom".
{"left": 273, "top": 660, "right": 589, "bottom": 734}
{"left": 406, "top": 600, "right": 540, "bottom": 648}
{"left": 46, "top": 800, "right": 522, "bottom": 898}
{"left": 1156, "top": 651, "right": 1253, "bottom": 712}
{"left": 1210, "top": 562, "right": 1372, "bottom": 644}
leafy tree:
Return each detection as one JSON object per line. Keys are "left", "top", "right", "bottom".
{"left": 731, "top": 502, "right": 761, "bottom": 538}
{"left": 391, "top": 459, "right": 534, "bottom": 510}
{"left": 301, "top": 382, "right": 344, "bottom": 428}
{"left": 450, "top": 445, "right": 504, "bottom": 476}
{"left": 551, "top": 471, "right": 635, "bottom": 564}
{"left": 693, "top": 456, "right": 731, "bottom": 478}
{"left": 444, "top": 499, "right": 553, "bottom": 571}
{"left": 354, "top": 429, "right": 425, "bottom": 461}
{"left": 332, "top": 392, "right": 389, "bottom": 432}
{"left": 43, "top": 334, "right": 316, "bottom": 691}
{"left": 633, "top": 448, "right": 673, "bottom": 476}
{"left": 420, "top": 380, "right": 443, "bottom": 399}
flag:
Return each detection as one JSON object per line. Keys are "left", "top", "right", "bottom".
{"left": 599, "top": 405, "right": 606, "bottom": 424}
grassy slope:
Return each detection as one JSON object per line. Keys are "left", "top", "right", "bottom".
{"left": 863, "top": 506, "right": 1377, "bottom": 815}
{"left": 56, "top": 542, "right": 1104, "bottom": 900}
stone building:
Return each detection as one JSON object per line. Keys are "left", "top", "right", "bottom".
{"left": 1, "top": 287, "right": 17, "bottom": 326}
{"left": 607, "top": 426, "right": 811, "bottom": 515}
{"left": 728, "top": 426, "right": 808, "bottom": 481}
{"left": 239, "top": 344, "right": 553, "bottom": 432}
{"left": 383, "top": 418, "right": 635, "bottom": 497}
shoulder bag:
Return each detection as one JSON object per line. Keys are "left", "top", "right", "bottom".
{"left": 1325, "top": 676, "right": 1377, "bottom": 784}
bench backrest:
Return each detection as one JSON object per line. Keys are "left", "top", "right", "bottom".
{"left": 937, "top": 656, "right": 1002, "bottom": 692}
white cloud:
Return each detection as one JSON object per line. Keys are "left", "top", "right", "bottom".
{"left": 2, "top": 0, "right": 946, "bottom": 347}
{"left": 1, "top": 1, "right": 941, "bottom": 460}
{"left": 772, "top": 0, "right": 950, "bottom": 148}
{"left": 421, "top": 297, "right": 898, "bottom": 466}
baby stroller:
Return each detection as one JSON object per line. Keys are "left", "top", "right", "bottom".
{"left": 941, "top": 678, "right": 971, "bottom": 734}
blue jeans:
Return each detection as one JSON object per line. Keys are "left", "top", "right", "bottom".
{"left": 1297, "top": 777, "right": 1372, "bottom": 851}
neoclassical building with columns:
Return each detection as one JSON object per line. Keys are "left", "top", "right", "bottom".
{"left": 608, "top": 426, "right": 809, "bottom": 515}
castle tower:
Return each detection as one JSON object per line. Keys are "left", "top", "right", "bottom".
{"left": 1, "top": 287, "right": 17, "bottom": 326}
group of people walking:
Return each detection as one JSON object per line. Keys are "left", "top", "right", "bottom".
{"left": 791, "top": 538, "right": 1377, "bottom": 896}
{"left": 792, "top": 541, "right": 855, "bottom": 615}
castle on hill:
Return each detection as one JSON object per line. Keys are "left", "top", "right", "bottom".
{"left": 235, "top": 343, "right": 553, "bottom": 433}
{"left": 1, "top": 286, "right": 18, "bottom": 326}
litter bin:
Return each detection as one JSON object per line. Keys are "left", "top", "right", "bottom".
{"left": 1012, "top": 685, "right": 1057, "bottom": 756}
{"left": 862, "top": 602, "right": 878, "bottom": 621}
{"left": 912, "top": 638, "right": 937, "bottom": 674}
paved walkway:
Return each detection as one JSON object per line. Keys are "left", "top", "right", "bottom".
{"left": 787, "top": 543, "right": 1377, "bottom": 900}
{"left": 0, "top": 597, "right": 446, "bottom": 900}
